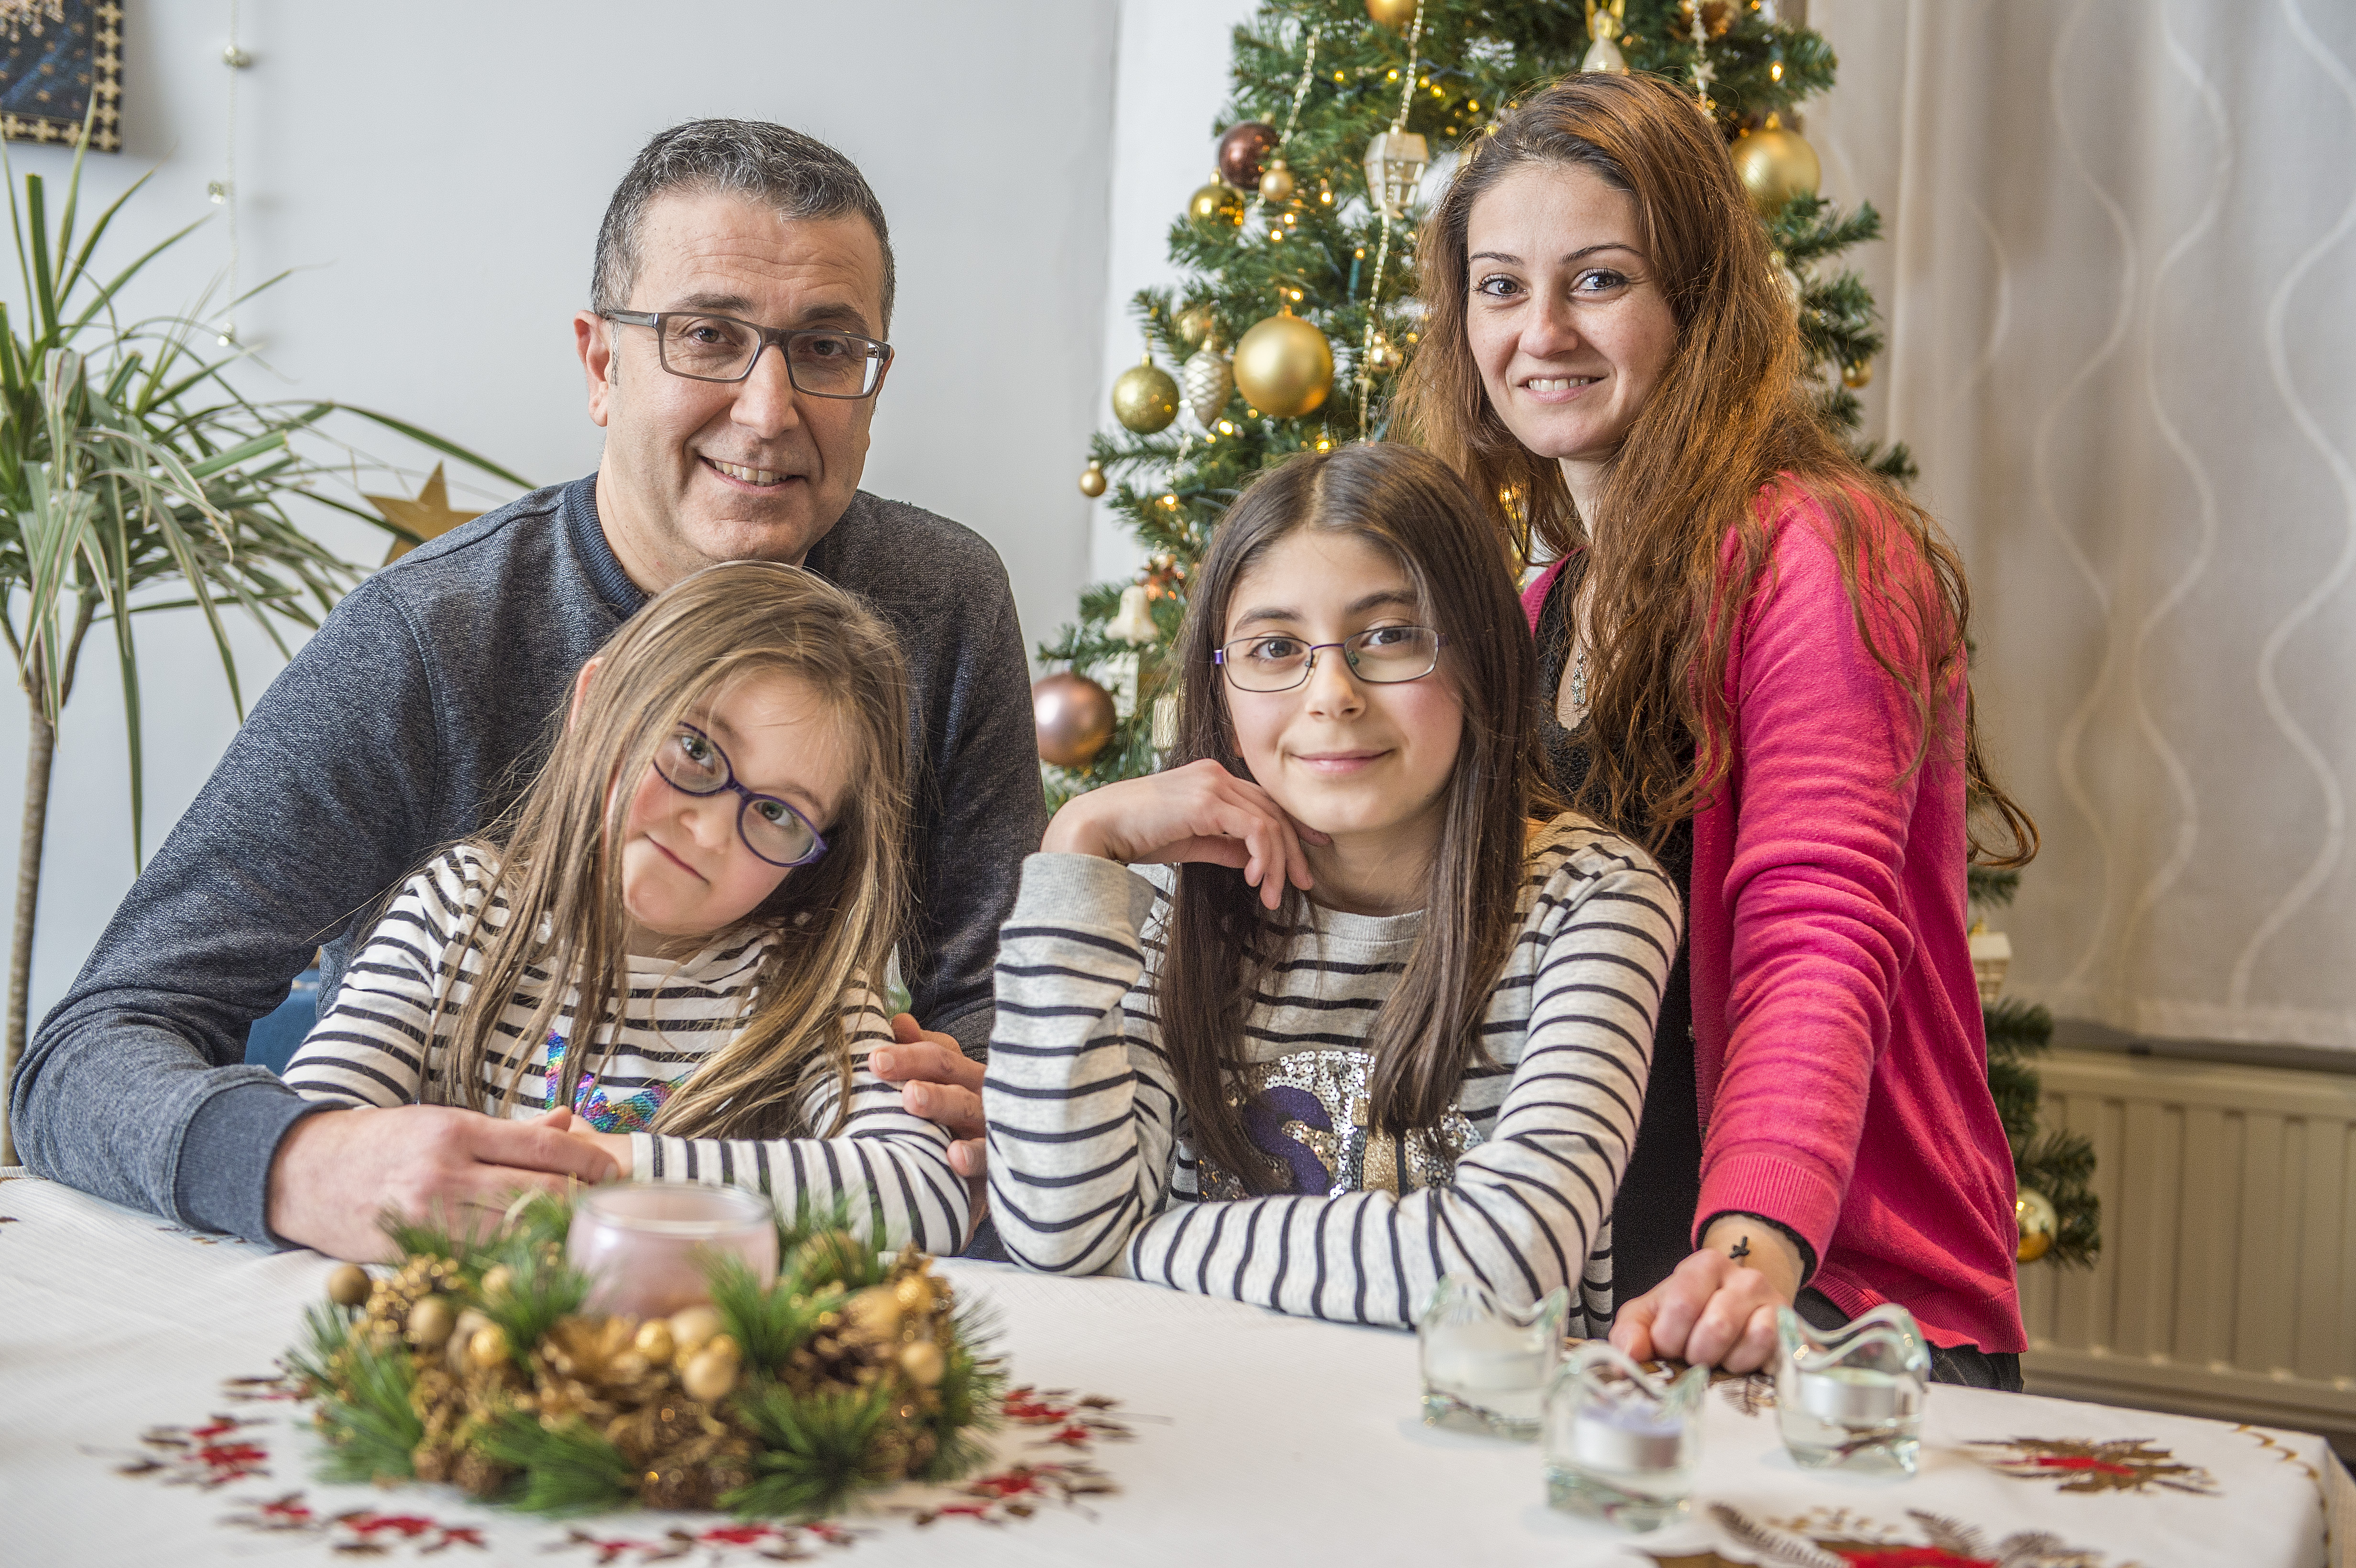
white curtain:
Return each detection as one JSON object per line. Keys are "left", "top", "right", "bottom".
{"left": 1806, "top": 0, "right": 2356, "bottom": 1050}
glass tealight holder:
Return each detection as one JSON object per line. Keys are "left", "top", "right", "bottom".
{"left": 1542, "top": 1342, "right": 1707, "bottom": 1530}
{"left": 1415, "top": 1275, "right": 1568, "bottom": 1439}
{"left": 565, "top": 1183, "right": 779, "bottom": 1319}
{"left": 1774, "top": 1302, "right": 1931, "bottom": 1474}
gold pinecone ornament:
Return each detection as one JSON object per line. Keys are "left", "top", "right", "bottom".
{"left": 1182, "top": 344, "right": 1234, "bottom": 427}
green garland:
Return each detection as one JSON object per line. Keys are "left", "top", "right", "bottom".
{"left": 287, "top": 1194, "right": 1005, "bottom": 1520}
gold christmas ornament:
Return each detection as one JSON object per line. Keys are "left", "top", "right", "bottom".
{"left": 1033, "top": 670, "right": 1118, "bottom": 767}
{"left": 1365, "top": 0, "right": 1419, "bottom": 25}
{"left": 405, "top": 1295, "right": 457, "bottom": 1350}
{"left": 1363, "top": 127, "right": 1430, "bottom": 218}
{"left": 844, "top": 1285, "right": 902, "bottom": 1340}
{"left": 1233, "top": 310, "right": 1334, "bottom": 420}
{"left": 669, "top": 1304, "right": 724, "bottom": 1358}
{"left": 1188, "top": 178, "right": 1242, "bottom": 225}
{"left": 478, "top": 1263, "right": 512, "bottom": 1300}
{"left": 1175, "top": 302, "right": 1220, "bottom": 348}
{"left": 326, "top": 1263, "right": 371, "bottom": 1308}
{"left": 899, "top": 1339, "right": 947, "bottom": 1388}
{"left": 1078, "top": 459, "right": 1108, "bottom": 498}
{"left": 447, "top": 1308, "right": 492, "bottom": 1373}
{"left": 1112, "top": 356, "right": 1180, "bottom": 434}
{"left": 680, "top": 1344, "right": 741, "bottom": 1404}
{"left": 1841, "top": 358, "right": 1875, "bottom": 390}
{"left": 1731, "top": 114, "right": 1822, "bottom": 213}
{"left": 633, "top": 1318, "right": 676, "bottom": 1366}
{"left": 2016, "top": 1187, "right": 2058, "bottom": 1263}
{"left": 1182, "top": 343, "right": 1234, "bottom": 426}
{"left": 1257, "top": 156, "right": 1297, "bottom": 205}
{"left": 467, "top": 1322, "right": 510, "bottom": 1371}
{"left": 1583, "top": 0, "right": 1630, "bottom": 73}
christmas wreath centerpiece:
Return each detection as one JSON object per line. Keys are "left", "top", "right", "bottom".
{"left": 287, "top": 1191, "right": 1003, "bottom": 1519}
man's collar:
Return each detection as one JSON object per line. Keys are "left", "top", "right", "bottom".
{"left": 564, "top": 476, "right": 649, "bottom": 618}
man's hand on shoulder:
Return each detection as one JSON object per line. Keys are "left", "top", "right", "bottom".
{"left": 266, "top": 1104, "right": 619, "bottom": 1261}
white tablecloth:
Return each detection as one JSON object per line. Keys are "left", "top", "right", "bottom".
{"left": 1, "top": 1171, "right": 2346, "bottom": 1567}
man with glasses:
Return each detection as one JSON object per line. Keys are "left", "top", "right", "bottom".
{"left": 13, "top": 121, "right": 1039, "bottom": 1261}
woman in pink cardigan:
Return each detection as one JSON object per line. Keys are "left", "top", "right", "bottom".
{"left": 1394, "top": 73, "right": 2038, "bottom": 1387}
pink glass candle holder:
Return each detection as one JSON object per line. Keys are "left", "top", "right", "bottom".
{"left": 566, "top": 1183, "right": 778, "bottom": 1319}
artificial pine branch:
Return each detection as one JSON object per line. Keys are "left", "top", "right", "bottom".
{"left": 474, "top": 1238, "right": 590, "bottom": 1371}
{"left": 919, "top": 1298, "right": 1010, "bottom": 1484}
{"left": 474, "top": 1405, "right": 637, "bottom": 1516}
{"left": 708, "top": 1252, "right": 840, "bottom": 1375}
{"left": 293, "top": 1304, "right": 425, "bottom": 1486}
{"left": 722, "top": 1379, "right": 899, "bottom": 1521}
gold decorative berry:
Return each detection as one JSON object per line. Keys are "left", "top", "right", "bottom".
{"left": 669, "top": 1305, "right": 724, "bottom": 1359}
{"left": 634, "top": 1318, "right": 676, "bottom": 1367}
{"left": 406, "top": 1295, "right": 457, "bottom": 1350}
{"left": 325, "top": 1263, "right": 371, "bottom": 1308}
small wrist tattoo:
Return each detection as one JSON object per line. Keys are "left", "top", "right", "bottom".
{"left": 1729, "top": 1235, "right": 1752, "bottom": 1264}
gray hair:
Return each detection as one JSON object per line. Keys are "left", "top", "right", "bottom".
{"left": 591, "top": 120, "right": 896, "bottom": 333}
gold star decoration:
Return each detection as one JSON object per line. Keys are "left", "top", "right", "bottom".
{"left": 366, "top": 463, "right": 483, "bottom": 565}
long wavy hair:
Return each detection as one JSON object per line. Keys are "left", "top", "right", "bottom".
{"left": 1392, "top": 72, "right": 2034, "bottom": 864}
{"left": 425, "top": 561, "right": 910, "bottom": 1139}
{"left": 1159, "top": 443, "right": 1549, "bottom": 1192}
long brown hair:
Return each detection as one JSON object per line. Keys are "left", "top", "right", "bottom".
{"left": 1393, "top": 72, "right": 2034, "bottom": 864}
{"left": 426, "top": 560, "right": 910, "bottom": 1139}
{"left": 1159, "top": 442, "right": 1549, "bottom": 1193}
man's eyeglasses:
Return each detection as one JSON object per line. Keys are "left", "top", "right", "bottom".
{"left": 1213, "top": 625, "right": 1447, "bottom": 693}
{"left": 652, "top": 724, "right": 829, "bottom": 868}
{"left": 601, "top": 310, "right": 892, "bottom": 399}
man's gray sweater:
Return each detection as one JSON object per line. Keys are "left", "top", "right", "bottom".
{"left": 9, "top": 476, "right": 1046, "bottom": 1244}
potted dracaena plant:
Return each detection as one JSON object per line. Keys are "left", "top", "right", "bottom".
{"left": 0, "top": 125, "right": 530, "bottom": 1162}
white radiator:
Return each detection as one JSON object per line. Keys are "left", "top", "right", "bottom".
{"left": 2018, "top": 1048, "right": 2356, "bottom": 1448}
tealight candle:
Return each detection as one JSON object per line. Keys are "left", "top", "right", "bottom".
{"left": 566, "top": 1183, "right": 779, "bottom": 1320}
{"left": 1774, "top": 1303, "right": 1930, "bottom": 1474}
{"left": 1543, "top": 1343, "right": 1705, "bottom": 1531}
{"left": 1415, "top": 1275, "right": 1567, "bottom": 1439}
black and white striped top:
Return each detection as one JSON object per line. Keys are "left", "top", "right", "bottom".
{"left": 284, "top": 846, "right": 969, "bottom": 1253}
{"left": 983, "top": 816, "right": 1679, "bottom": 1332}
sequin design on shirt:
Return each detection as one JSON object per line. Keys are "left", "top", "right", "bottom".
{"left": 540, "top": 1028, "right": 674, "bottom": 1133}
{"left": 1196, "top": 1048, "right": 1480, "bottom": 1200}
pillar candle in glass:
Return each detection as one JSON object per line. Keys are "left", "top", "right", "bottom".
{"left": 1774, "top": 1302, "right": 1931, "bottom": 1474}
{"left": 1542, "top": 1342, "right": 1707, "bottom": 1529}
{"left": 1415, "top": 1275, "right": 1568, "bottom": 1439}
{"left": 566, "top": 1183, "right": 780, "bottom": 1319}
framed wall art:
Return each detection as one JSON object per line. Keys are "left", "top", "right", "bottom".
{"left": 0, "top": 1, "right": 121, "bottom": 152}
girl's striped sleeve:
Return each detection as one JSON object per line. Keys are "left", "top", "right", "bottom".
{"left": 282, "top": 849, "right": 479, "bottom": 1107}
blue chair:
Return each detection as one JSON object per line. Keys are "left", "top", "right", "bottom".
{"left": 243, "top": 968, "right": 322, "bottom": 1076}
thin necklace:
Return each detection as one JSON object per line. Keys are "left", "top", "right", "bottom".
{"left": 1569, "top": 637, "right": 1590, "bottom": 713}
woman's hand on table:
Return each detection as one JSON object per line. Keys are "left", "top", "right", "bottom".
{"left": 1042, "top": 758, "right": 1328, "bottom": 910}
{"left": 1608, "top": 1215, "right": 1805, "bottom": 1372}
{"left": 267, "top": 1103, "right": 620, "bottom": 1262}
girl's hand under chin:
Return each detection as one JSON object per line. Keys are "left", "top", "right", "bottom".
{"left": 1040, "top": 757, "right": 1330, "bottom": 910}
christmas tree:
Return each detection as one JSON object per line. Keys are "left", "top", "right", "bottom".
{"left": 1036, "top": 0, "right": 2096, "bottom": 1268}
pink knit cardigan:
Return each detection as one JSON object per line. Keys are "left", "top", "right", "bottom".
{"left": 1522, "top": 485, "right": 2024, "bottom": 1352}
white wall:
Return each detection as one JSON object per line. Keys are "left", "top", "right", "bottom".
{"left": 0, "top": 0, "right": 1117, "bottom": 1023}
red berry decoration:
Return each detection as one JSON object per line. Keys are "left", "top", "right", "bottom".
{"left": 1216, "top": 122, "right": 1281, "bottom": 192}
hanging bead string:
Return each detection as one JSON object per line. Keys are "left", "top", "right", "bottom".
{"left": 1356, "top": 0, "right": 1425, "bottom": 432}
{"left": 1687, "top": 3, "right": 1716, "bottom": 118}
{"left": 1276, "top": 22, "right": 1320, "bottom": 148}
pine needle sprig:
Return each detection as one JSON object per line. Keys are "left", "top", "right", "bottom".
{"left": 707, "top": 1253, "right": 841, "bottom": 1374}
{"left": 296, "top": 1305, "right": 425, "bottom": 1486}
{"left": 474, "top": 1405, "right": 638, "bottom": 1516}
{"left": 919, "top": 1298, "right": 1009, "bottom": 1484}
{"left": 722, "top": 1379, "right": 899, "bottom": 1522}
{"left": 474, "top": 1237, "right": 590, "bottom": 1371}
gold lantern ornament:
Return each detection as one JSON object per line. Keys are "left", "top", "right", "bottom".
{"left": 1078, "top": 459, "right": 1107, "bottom": 498}
{"left": 1582, "top": 0, "right": 1630, "bottom": 74}
{"left": 1233, "top": 308, "right": 1333, "bottom": 421}
{"left": 1363, "top": 127, "right": 1430, "bottom": 219}
{"left": 2015, "top": 1187, "right": 2058, "bottom": 1264}
{"left": 1731, "top": 113, "right": 1822, "bottom": 214}
{"left": 1033, "top": 671, "right": 1117, "bottom": 768}
{"left": 1188, "top": 177, "right": 1242, "bottom": 225}
{"left": 1112, "top": 355, "right": 1180, "bottom": 434}
{"left": 1365, "top": 0, "right": 1419, "bottom": 27}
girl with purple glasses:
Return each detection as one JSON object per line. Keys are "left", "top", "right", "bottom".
{"left": 283, "top": 561, "right": 968, "bottom": 1254}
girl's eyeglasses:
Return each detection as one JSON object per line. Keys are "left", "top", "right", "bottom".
{"left": 1214, "top": 625, "right": 1446, "bottom": 693}
{"left": 651, "top": 724, "right": 829, "bottom": 868}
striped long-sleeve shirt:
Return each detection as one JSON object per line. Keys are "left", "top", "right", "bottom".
{"left": 284, "top": 845, "right": 970, "bottom": 1253}
{"left": 983, "top": 815, "right": 1680, "bottom": 1332}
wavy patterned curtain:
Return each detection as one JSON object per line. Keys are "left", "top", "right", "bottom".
{"left": 1807, "top": 0, "right": 2356, "bottom": 1050}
